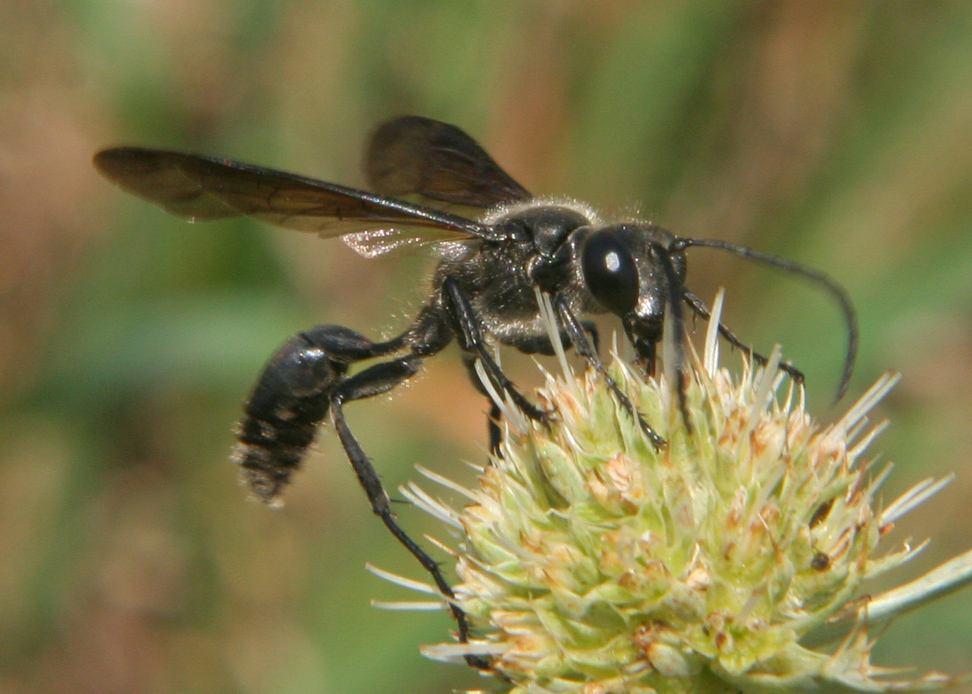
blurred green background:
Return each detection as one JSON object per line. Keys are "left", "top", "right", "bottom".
{"left": 2, "top": 1, "right": 971, "bottom": 692}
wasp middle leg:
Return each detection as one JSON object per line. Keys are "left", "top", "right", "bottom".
{"left": 441, "top": 278, "right": 552, "bottom": 425}
{"left": 461, "top": 318, "right": 600, "bottom": 456}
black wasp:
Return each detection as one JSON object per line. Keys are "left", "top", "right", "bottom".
{"left": 94, "top": 116, "right": 857, "bottom": 667}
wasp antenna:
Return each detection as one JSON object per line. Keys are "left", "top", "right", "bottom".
{"left": 674, "top": 237, "right": 857, "bottom": 403}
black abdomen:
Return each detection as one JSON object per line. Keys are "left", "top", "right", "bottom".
{"left": 231, "top": 333, "right": 346, "bottom": 503}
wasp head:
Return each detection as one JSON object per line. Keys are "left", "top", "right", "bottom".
{"left": 579, "top": 223, "right": 686, "bottom": 369}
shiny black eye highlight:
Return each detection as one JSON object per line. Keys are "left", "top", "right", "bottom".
{"left": 581, "top": 229, "right": 639, "bottom": 315}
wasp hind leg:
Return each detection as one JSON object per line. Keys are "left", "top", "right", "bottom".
{"left": 328, "top": 361, "right": 489, "bottom": 670}
{"left": 231, "top": 320, "right": 491, "bottom": 671}
{"left": 325, "top": 354, "right": 491, "bottom": 668}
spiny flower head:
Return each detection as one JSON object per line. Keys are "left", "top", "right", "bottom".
{"left": 376, "top": 292, "right": 971, "bottom": 693}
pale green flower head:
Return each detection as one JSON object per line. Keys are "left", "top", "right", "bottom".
{"left": 375, "top": 291, "right": 972, "bottom": 693}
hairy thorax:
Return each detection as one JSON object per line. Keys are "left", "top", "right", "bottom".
{"left": 433, "top": 197, "right": 608, "bottom": 345}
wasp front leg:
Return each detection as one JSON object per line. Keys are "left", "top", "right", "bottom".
{"left": 682, "top": 289, "right": 805, "bottom": 384}
{"left": 552, "top": 294, "right": 666, "bottom": 449}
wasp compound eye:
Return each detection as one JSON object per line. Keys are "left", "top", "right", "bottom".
{"left": 582, "top": 229, "right": 639, "bottom": 316}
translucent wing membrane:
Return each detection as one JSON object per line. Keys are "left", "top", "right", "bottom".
{"left": 342, "top": 227, "right": 474, "bottom": 258}
{"left": 93, "top": 147, "right": 495, "bottom": 243}
{"left": 366, "top": 116, "right": 530, "bottom": 208}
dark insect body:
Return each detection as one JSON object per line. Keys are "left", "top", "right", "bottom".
{"left": 94, "top": 116, "right": 857, "bottom": 669}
